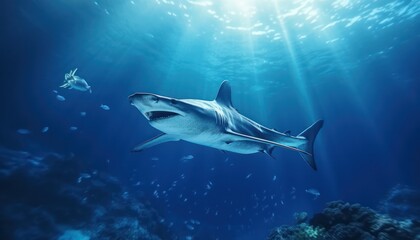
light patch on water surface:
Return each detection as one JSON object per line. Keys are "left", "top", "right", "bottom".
{"left": 188, "top": 0, "right": 213, "bottom": 7}
{"left": 345, "top": 16, "right": 362, "bottom": 27}
{"left": 154, "top": 0, "right": 418, "bottom": 36}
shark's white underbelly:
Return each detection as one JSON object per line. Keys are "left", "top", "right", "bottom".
{"left": 183, "top": 134, "right": 263, "bottom": 154}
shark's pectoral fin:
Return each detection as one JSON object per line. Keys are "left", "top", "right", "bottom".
{"left": 265, "top": 146, "right": 276, "bottom": 159}
{"left": 225, "top": 129, "right": 310, "bottom": 155}
{"left": 132, "top": 133, "right": 179, "bottom": 152}
{"left": 260, "top": 148, "right": 276, "bottom": 159}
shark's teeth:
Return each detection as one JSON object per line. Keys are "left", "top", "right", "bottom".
{"left": 146, "top": 111, "right": 179, "bottom": 121}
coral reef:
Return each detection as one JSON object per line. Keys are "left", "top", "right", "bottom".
{"left": 294, "top": 212, "right": 309, "bottom": 224}
{"left": 268, "top": 223, "right": 327, "bottom": 240}
{"left": 268, "top": 201, "right": 420, "bottom": 240}
{"left": 58, "top": 230, "right": 90, "bottom": 240}
{"left": 379, "top": 184, "right": 420, "bottom": 220}
{"left": 0, "top": 148, "right": 174, "bottom": 240}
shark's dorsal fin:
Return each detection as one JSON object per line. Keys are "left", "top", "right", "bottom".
{"left": 215, "top": 81, "right": 233, "bottom": 107}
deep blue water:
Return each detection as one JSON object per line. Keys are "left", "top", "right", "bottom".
{"left": 1, "top": 0, "right": 420, "bottom": 239}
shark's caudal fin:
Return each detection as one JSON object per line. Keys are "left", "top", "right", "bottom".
{"left": 297, "top": 120, "right": 324, "bottom": 171}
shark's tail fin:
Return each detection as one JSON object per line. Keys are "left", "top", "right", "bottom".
{"left": 297, "top": 120, "right": 324, "bottom": 171}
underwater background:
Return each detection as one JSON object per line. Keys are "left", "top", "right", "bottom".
{"left": 1, "top": 0, "right": 419, "bottom": 239}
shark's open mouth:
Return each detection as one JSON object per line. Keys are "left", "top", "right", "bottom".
{"left": 146, "top": 111, "right": 180, "bottom": 121}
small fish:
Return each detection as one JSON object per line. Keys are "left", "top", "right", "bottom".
{"left": 272, "top": 175, "right": 277, "bottom": 181}
{"left": 17, "top": 129, "right": 31, "bottom": 135}
{"left": 145, "top": 33, "right": 155, "bottom": 38}
{"left": 151, "top": 157, "right": 159, "bottom": 161}
{"left": 245, "top": 173, "right": 253, "bottom": 179}
{"left": 100, "top": 104, "right": 110, "bottom": 110}
{"left": 70, "top": 126, "right": 78, "bottom": 131}
{"left": 122, "top": 191, "right": 129, "bottom": 199}
{"left": 80, "top": 112, "right": 87, "bottom": 116}
{"left": 52, "top": 90, "right": 58, "bottom": 94}
{"left": 28, "top": 159, "right": 41, "bottom": 166}
{"left": 186, "top": 223, "right": 195, "bottom": 230}
{"left": 80, "top": 173, "right": 91, "bottom": 178}
{"left": 180, "top": 154, "right": 194, "bottom": 161}
{"left": 77, "top": 173, "right": 91, "bottom": 183}
{"left": 56, "top": 95, "right": 66, "bottom": 101}
{"left": 41, "top": 127, "right": 49, "bottom": 133}
{"left": 305, "top": 188, "right": 320, "bottom": 200}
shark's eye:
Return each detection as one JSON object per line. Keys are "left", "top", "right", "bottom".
{"left": 152, "top": 96, "right": 159, "bottom": 103}
{"left": 170, "top": 99, "right": 177, "bottom": 105}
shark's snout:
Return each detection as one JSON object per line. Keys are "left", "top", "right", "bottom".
{"left": 129, "top": 93, "right": 184, "bottom": 122}
{"left": 129, "top": 93, "right": 156, "bottom": 106}
{"left": 128, "top": 95, "right": 136, "bottom": 105}
{"left": 129, "top": 93, "right": 142, "bottom": 104}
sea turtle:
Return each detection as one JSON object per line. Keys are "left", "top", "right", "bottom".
{"left": 60, "top": 68, "right": 92, "bottom": 93}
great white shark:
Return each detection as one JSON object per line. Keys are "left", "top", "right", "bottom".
{"left": 129, "top": 81, "right": 323, "bottom": 170}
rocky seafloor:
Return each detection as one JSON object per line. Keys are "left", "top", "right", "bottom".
{"left": 268, "top": 186, "right": 420, "bottom": 240}
{"left": 0, "top": 147, "right": 174, "bottom": 240}
{"left": 1, "top": 146, "right": 419, "bottom": 240}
